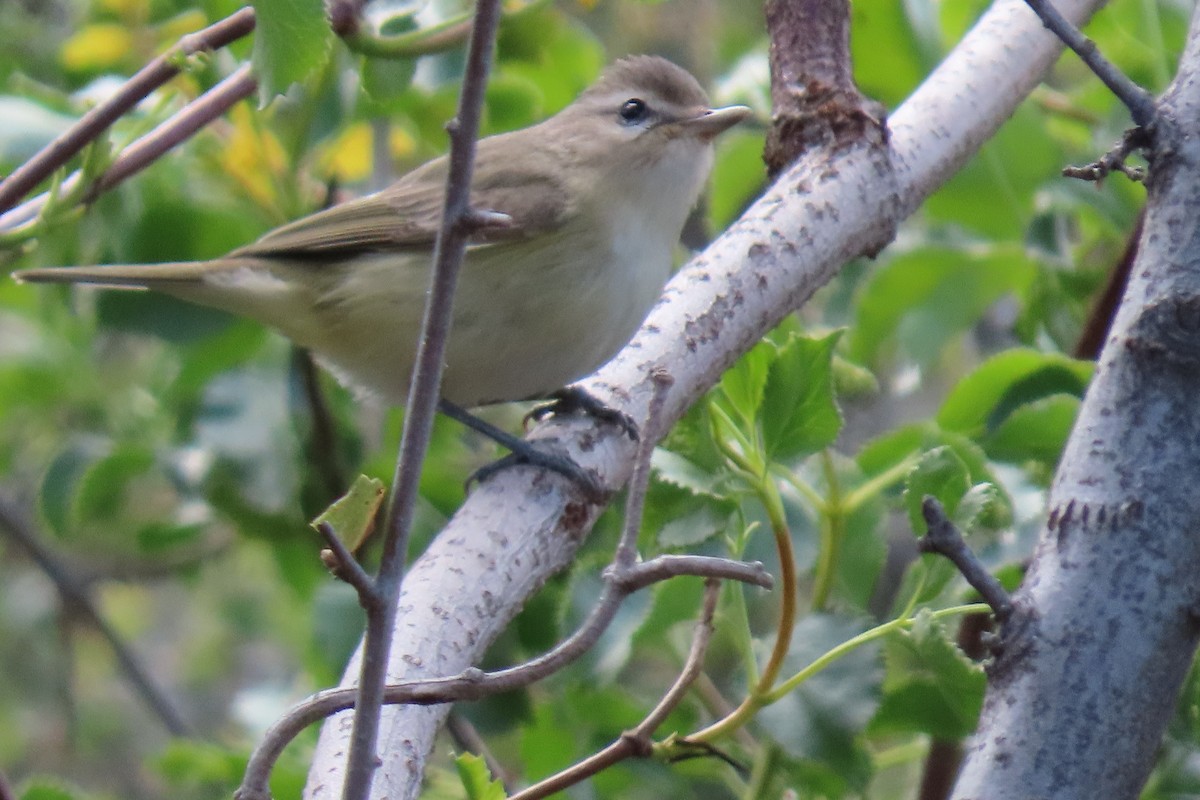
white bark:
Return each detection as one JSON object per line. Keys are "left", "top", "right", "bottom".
{"left": 951, "top": 5, "right": 1200, "bottom": 798}
{"left": 302, "top": 1, "right": 1105, "bottom": 797}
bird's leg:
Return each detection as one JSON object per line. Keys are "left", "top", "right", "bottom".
{"left": 524, "top": 386, "right": 639, "bottom": 441}
{"left": 437, "top": 399, "right": 605, "bottom": 501}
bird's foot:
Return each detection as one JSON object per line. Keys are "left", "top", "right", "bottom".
{"left": 525, "top": 386, "right": 639, "bottom": 441}
{"left": 466, "top": 445, "right": 605, "bottom": 502}
{"left": 438, "top": 399, "right": 606, "bottom": 501}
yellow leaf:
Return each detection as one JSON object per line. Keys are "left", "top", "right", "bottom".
{"left": 389, "top": 127, "right": 417, "bottom": 161}
{"left": 318, "top": 123, "right": 373, "bottom": 183}
{"left": 220, "top": 104, "right": 288, "bottom": 209}
{"left": 157, "top": 10, "right": 208, "bottom": 43}
{"left": 61, "top": 24, "right": 134, "bottom": 72}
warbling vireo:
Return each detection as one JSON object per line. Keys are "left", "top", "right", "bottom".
{"left": 16, "top": 56, "right": 750, "bottom": 411}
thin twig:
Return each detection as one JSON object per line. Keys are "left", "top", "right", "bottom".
{"left": 1062, "top": 127, "right": 1151, "bottom": 183}
{"left": 86, "top": 65, "right": 258, "bottom": 201}
{"left": 1023, "top": 0, "right": 1157, "bottom": 126}
{"left": 316, "top": 522, "right": 380, "bottom": 609}
{"left": 0, "top": 65, "right": 258, "bottom": 233}
{"left": 0, "top": 7, "right": 256, "bottom": 215}
{"left": 0, "top": 494, "right": 191, "bottom": 736}
{"left": 235, "top": 557, "right": 769, "bottom": 799}
{"left": 918, "top": 496, "right": 1013, "bottom": 620}
{"left": 614, "top": 369, "right": 673, "bottom": 570}
{"left": 340, "top": 1, "right": 504, "bottom": 797}
{"left": 507, "top": 579, "right": 722, "bottom": 800}
{"left": 446, "top": 712, "right": 516, "bottom": 794}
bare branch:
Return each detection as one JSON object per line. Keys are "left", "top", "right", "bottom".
{"left": 0, "top": 494, "right": 190, "bottom": 736}
{"left": 0, "top": 7, "right": 256, "bottom": 215}
{"left": 1061, "top": 127, "right": 1151, "bottom": 183}
{"left": 0, "top": 65, "right": 258, "bottom": 233}
{"left": 918, "top": 497, "right": 1012, "bottom": 620}
{"left": 87, "top": 65, "right": 258, "bottom": 201}
{"left": 339, "top": 1, "right": 504, "bottom": 796}
{"left": 614, "top": 369, "right": 673, "bottom": 570}
{"left": 1023, "top": 0, "right": 1157, "bottom": 126}
{"left": 237, "top": 555, "right": 765, "bottom": 799}
{"left": 508, "top": 579, "right": 721, "bottom": 800}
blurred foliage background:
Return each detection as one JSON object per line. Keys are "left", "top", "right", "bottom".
{"left": 0, "top": 0, "right": 1195, "bottom": 798}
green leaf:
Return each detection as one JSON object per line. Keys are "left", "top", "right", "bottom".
{"left": 985, "top": 394, "right": 1081, "bottom": 466}
{"left": 850, "top": 246, "right": 1037, "bottom": 366}
{"left": 75, "top": 445, "right": 154, "bottom": 521}
{"left": 761, "top": 331, "right": 844, "bottom": 461}
{"left": 311, "top": 474, "right": 386, "bottom": 553}
{"left": 870, "top": 609, "right": 986, "bottom": 739}
{"left": 717, "top": 338, "right": 774, "bottom": 426}
{"left": 360, "top": 56, "right": 417, "bottom": 112}
{"left": 937, "top": 349, "right": 1092, "bottom": 437}
{"left": 17, "top": 777, "right": 85, "bottom": 800}
{"left": 756, "top": 614, "right": 882, "bottom": 792}
{"left": 40, "top": 440, "right": 102, "bottom": 538}
{"left": 902, "top": 446, "right": 971, "bottom": 536}
{"left": 251, "top": 0, "right": 333, "bottom": 103}
{"left": 455, "top": 752, "right": 507, "bottom": 800}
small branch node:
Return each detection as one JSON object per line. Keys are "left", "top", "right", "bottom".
{"left": 918, "top": 497, "right": 1012, "bottom": 620}
{"left": 316, "top": 521, "right": 380, "bottom": 609}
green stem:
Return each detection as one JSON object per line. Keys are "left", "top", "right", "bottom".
{"left": 686, "top": 475, "right": 797, "bottom": 743}
{"left": 810, "top": 450, "right": 842, "bottom": 611}
{"left": 344, "top": 0, "right": 549, "bottom": 59}
{"left": 840, "top": 453, "right": 920, "bottom": 516}
{"left": 764, "top": 603, "right": 988, "bottom": 703}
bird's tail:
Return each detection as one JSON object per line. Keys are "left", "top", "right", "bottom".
{"left": 14, "top": 260, "right": 228, "bottom": 288}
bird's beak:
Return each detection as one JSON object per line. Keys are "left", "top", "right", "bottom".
{"left": 679, "top": 105, "right": 752, "bottom": 141}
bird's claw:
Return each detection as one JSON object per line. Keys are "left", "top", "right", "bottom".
{"left": 525, "top": 386, "right": 639, "bottom": 441}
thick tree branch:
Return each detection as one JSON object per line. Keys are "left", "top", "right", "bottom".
{"left": 303, "top": 2, "right": 1107, "bottom": 797}
{"left": 950, "top": 7, "right": 1200, "bottom": 797}
{"left": 239, "top": 559, "right": 768, "bottom": 800}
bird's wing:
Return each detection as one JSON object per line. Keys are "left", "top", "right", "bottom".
{"left": 232, "top": 139, "right": 575, "bottom": 261}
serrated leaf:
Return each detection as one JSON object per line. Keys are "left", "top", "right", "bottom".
{"left": 761, "top": 331, "right": 844, "bottom": 461}
{"left": 869, "top": 610, "right": 986, "bottom": 739}
{"left": 955, "top": 482, "right": 1003, "bottom": 531}
{"left": 650, "top": 448, "right": 724, "bottom": 497}
{"left": 311, "top": 474, "right": 386, "bottom": 553}
{"left": 718, "top": 338, "right": 774, "bottom": 425}
{"left": 903, "top": 446, "right": 971, "bottom": 536}
{"left": 756, "top": 614, "right": 882, "bottom": 789}
{"left": 455, "top": 752, "right": 507, "bottom": 800}
{"left": 657, "top": 503, "right": 734, "bottom": 548}
{"left": 251, "top": 0, "right": 333, "bottom": 103}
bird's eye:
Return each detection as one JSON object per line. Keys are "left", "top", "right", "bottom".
{"left": 619, "top": 98, "right": 649, "bottom": 123}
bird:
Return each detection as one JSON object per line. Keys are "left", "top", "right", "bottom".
{"left": 16, "top": 56, "right": 749, "bottom": 473}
